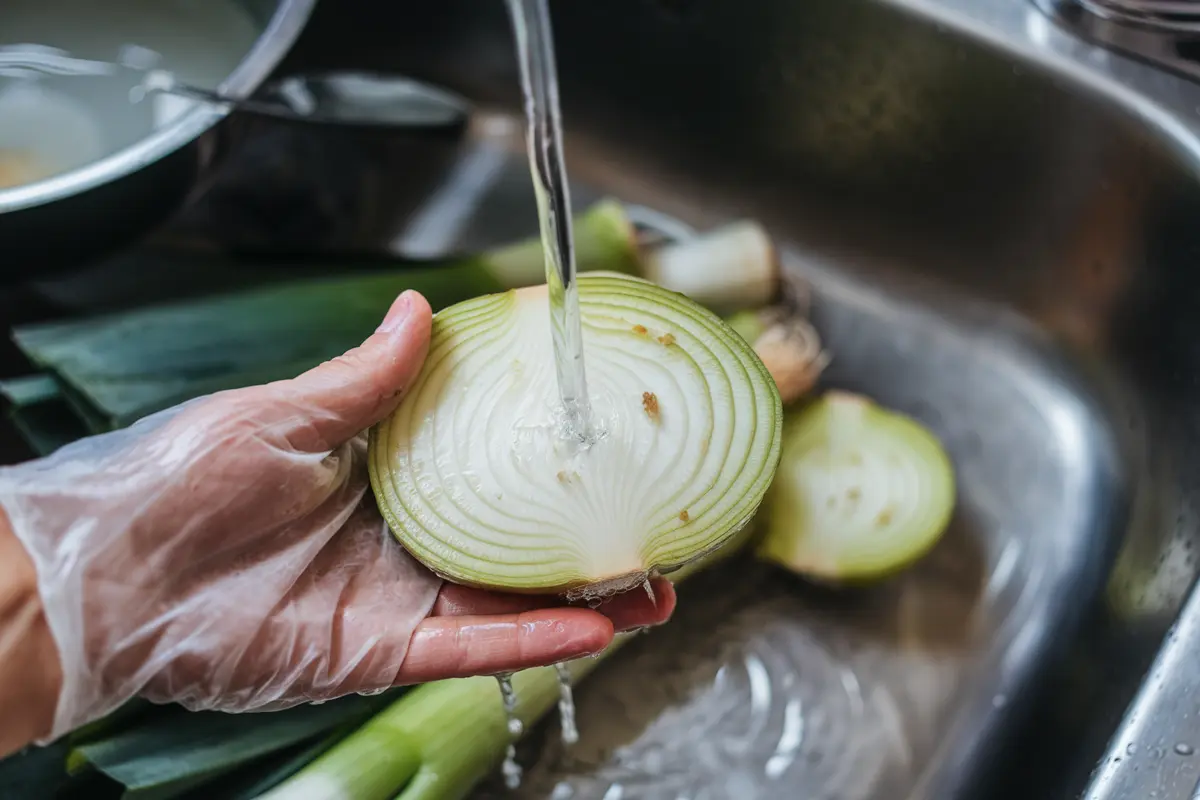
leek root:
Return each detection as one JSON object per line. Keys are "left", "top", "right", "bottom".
{"left": 726, "top": 306, "right": 829, "bottom": 404}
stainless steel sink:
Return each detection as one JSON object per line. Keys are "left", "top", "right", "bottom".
{"left": 284, "top": 0, "right": 1200, "bottom": 796}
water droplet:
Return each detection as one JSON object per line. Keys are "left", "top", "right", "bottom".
{"left": 1126, "top": 743, "right": 1138, "bottom": 756}
{"left": 496, "top": 673, "right": 524, "bottom": 736}
{"left": 502, "top": 743, "right": 523, "bottom": 789}
{"left": 555, "top": 662, "right": 580, "bottom": 745}
{"left": 496, "top": 672, "right": 524, "bottom": 787}
{"left": 1176, "top": 743, "right": 1194, "bottom": 756}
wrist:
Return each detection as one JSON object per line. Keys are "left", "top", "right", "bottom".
{"left": 0, "top": 506, "right": 62, "bottom": 756}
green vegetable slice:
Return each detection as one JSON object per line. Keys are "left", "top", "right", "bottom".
{"left": 757, "top": 391, "right": 955, "bottom": 581}
{"left": 369, "top": 271, "right": 783, "bottom": 596}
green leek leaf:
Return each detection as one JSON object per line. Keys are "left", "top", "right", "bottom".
{"left": 69, "top": 692, "right": 397, "bottom": 797}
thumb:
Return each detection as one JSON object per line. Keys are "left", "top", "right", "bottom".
{"left": 269, "top": 290, "right": 433, "bottom": 449}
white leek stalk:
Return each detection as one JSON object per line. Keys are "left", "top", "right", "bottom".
{"left": 756, "top": 391, "right": 955, "bottom": 581}
{"left": 369, "top": 272, "right": 783, "bottom": 596}
{"left": 640, "top": 220, "right": 779, "bottom": 314}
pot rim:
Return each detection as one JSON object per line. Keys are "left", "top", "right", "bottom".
{"left": 0, "top": 0, "right": 318, "bottom": 215}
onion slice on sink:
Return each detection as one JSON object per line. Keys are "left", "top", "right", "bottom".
{"left": 756, "top": 390, "right": 955, "bottom": 582}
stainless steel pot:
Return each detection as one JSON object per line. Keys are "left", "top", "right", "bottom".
{"left": 0, "top": 0, "right": 317, "bottom": 279}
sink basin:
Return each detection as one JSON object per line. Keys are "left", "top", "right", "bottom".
{"left": 288, "top": 0, "right": 1200, "bottom": 796}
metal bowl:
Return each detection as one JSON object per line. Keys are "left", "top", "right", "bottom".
{"left": 0, "top": 0, "right": 317, "bottom": 279}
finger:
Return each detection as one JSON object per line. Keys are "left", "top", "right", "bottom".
{"left": 432, "top": 577, "right": 678, "bottom": 631}
{"left": 432, "top": 578, "right": 676, "bottom": 633}
{"left": 432, "top": 584, "right": 557, "bottom": 617}
{"left": 594, "top": 577, "right": 676, "bottom": 631}
{"left": 267, "top": 290, "right": 434, "bottom": 450}
{"left": 395, "top": 608, "right": 615, "bottom": 684}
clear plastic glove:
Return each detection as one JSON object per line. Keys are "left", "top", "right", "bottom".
{"left": 0, "top": 290, "right": 675, "bottom": 747}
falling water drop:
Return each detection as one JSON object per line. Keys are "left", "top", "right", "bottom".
{"left": 555, "top": 662, "right": 580, "bottom": 745}
{"left": 502, "top": 744, "right": 523, "bottom": 789}
{"left": 496, "top": 673, "right": 524, "bottom": 788}
{"left": 497, "top": 673, "right": 524, "bottom": 736}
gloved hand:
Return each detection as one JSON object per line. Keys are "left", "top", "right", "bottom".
{"left": 0, "top": 290, "right": 674, "bottom": 749}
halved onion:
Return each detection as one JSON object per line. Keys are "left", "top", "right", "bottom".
{"left": 757, "top": 391, "right": 955, "bottom": 581}
{"left": 369, "top": 271, "right": 783, "bottom": 597}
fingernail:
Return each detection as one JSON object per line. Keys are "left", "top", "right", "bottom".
{"left": 376, "top": 291, "right": 414, "bottom": 334}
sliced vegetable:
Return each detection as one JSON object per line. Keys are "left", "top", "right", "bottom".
{"left": 369, "top": 272, "right": 783, "bottom": 596}
{"left": 756, "top": 391, "right": 955, "bottom": 581}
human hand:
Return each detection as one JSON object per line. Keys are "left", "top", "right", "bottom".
{"left": 0, "top": 290, "right": 674, "bottom": 750}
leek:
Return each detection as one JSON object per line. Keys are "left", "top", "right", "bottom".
{"left": 640, "top": 220, "right": 780, "bottom": 314}
{"left": 9, "top": 203, "right": 788, "bottom": 437}
{"left": 756, "top": 391, "right": 956, "bottom": 581}
{"left": 0, "top": 374, "right": 88, "bottom": 456}
{"left": 63, "top": 693, "right": 395, "bottom": 798}
{"left": 368, "top": 272, "right": 783, "bottom": 596}
{"left": 9, "top": 200, "right": 639, "bottom": 433}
